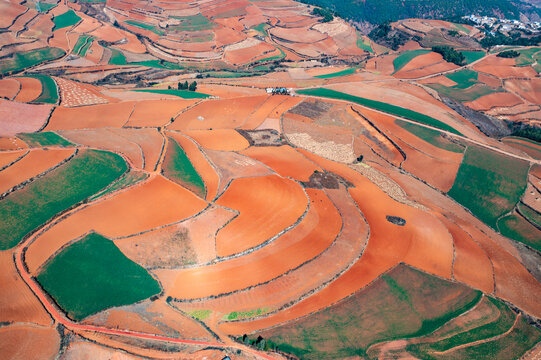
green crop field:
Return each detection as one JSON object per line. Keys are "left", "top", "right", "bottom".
{"left": 0, "top": 47, "right": 65, "bottom": 75}
{"left": 188, "top": 309, "right": 212, "bottom": 320}
{"left": 315, "top": 68, "right": 356, "bottom": 79}
{"left": 53, "top": 10, "right": 81, "bottom": 30}
{"left": 392, "top": 49, "right": 431, "bottom": 73}
{"left": 296, "top": 88, "right": 462, "bottom": 135}
{"left": 72, "top": 35, "right": 94, "bottom": 57}
{"left": 448, "top": 145, "right": 529, "bottom": 229}
{"left": 356, "top": 33, "right": 373, "bottom": 53}
{"left": 446, "top": 69, "right": 478, "bottom": 88}
{"left": 26, "top": 74, "right": 59, "bottom": 104}
{"left": 37, "top": 232, "right": 160, "bottom": 320}
{"left": 395, "top": 119, "right": 464, "bottom": 153}
{"left": 252, "top": 23, "right": 269, "bottom": 36}
{"left": 437, "top": 317, "right": 540, "bottom": 360}
{"left": 514, "top": 47, "right": 541, "bottom": 67}
{"left": 17, "top": 131, "right": 73, "bottom": 147}
{"left": 498, "top": 212, "right": 541, "bottom": 251}
{"left": 35, "top": 2, "right": 57, "bottom": 12}
{"left": 453, "top": 23, "right": 471, "bottom": 34}
{"left": 428, "top": 82, "right": 498, "bottom": 102}
{"left": 170, "top": 14, "right": 216, "bottom": 32}
{"left": 408, "top": 297, "right": 516, "bottom": 357}
{"left": 132, "top": 88, "right": 211, "bottom": 99}
{"left": 163, "top": 137, "right": 206, "bottom": 197}
{"left": 461, "top": 50, "right": 485, "bottom": 64}
{"left": 0, "top": 150, "right": 126, "bottom": 250}
{"left": 245, "top": 265, "right": 480, "bottom": 359}
{"left": 125, "top": 20, "right": 164, "bottom": 35}
{"left": 108, "top": 48, "right": 126, "bottom": 65}
{"left": 518, "top": 202, "right": 541, "bottom": 228}
{"left": 247, "top": 47, "right": 286, "bottom": 65}
{"left": 129, "top": 60, "right": 183, "bottom": 70}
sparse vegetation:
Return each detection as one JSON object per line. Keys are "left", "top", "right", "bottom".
{"left": 17, "top": 132, "right": 73, "bottom": 147}
{"left": 0, "top": 47, "right": 65, "bottom": 75}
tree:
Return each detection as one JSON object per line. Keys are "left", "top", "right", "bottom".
{"left": 432, "top": 46, "right": 465, "bottom": 66}
{"left": 189, "top": 81, "right": 197, "bottom": 91}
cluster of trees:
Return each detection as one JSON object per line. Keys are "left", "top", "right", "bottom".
{"left": 311, "top": 6, "right": 334, "bottom": 22}
{"left": 497, "top": 49, "right": 520, "bottom": 58}
{"left": 432, "top": 46, "right": 466, "bottom": 65}
{"left": 240, "top": 334, "right": 273, "bottom": 351}
{"left": 177, "top": 80, "right": 197, "bottom": 91}
{"left": 480, "top": 31, "right": 541, "bottom": 49}
{"left": 368, "top": 22, "right": 412, "bottom": 50}
{"left": 508, "top": 123, "right": 541, "bottom": 143}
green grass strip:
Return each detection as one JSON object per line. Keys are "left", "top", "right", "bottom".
{"left": 395, "top": 119, "right": 464, "bottom": 153}
{"left": 461, "top": 50, "right": 485, "bottom": 64}
{"left": 296, "top": 88, "right": 462, "bottom": 135}
{"left": 53, "top": 10, "right": 81, "bottom": 30}
{"left": 163, "top": 137, "right": 206, "bottom": 197}
{"left": 26, "top": 74, "right": 59, "bottom": 104}
{"left": 37, "top": 232, "right": 160, "bottom": 320}
{"left": 392, "top": 49, "right": 431, "bottom": 73}
{"left": 17, "top": 131, "right": 73, "bottom": 147}
{"left": 72, "top": 35, "right": 91, "bottom": 56}
{"left": 132, "top": 89, "right": 211, "bottom": 99}
{"left": 518, "top": 202, "right": 541, "bottom": 228}
{"left": 315, "top": 68, "right": 356, "bottom": 79}
{"left": 0, "top": 149, "right": 126, "bottom": 250}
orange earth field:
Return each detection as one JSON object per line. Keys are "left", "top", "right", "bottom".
{"left": 1, "top": 1, "right": 541, "bottom": 359}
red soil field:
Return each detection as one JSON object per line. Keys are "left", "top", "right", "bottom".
{"left": 58, "top": 129, "right": 144, "bottom": 169}
{"left": 0, "top": 251, "right": 52, "bottom": 326}
{"left": 167, "top": 95, "right": 267, "bottom": 130}
{"left": 395, "top": 60, "right": 458, "bottom": 79}
{"left": 0, "top": 325, "right": 60, "bottom": 359}
{"left": 166, "top": 131, "right": 220, "bottom": 201}
{"left": 240, "top": 145, "right": 322, "bottom": 181}
{"left": 48, "top": 27, "right": 70, "bottom": 51}
{"left": 0, "top": 78, "right": 20, "bottom": 100}
{"left": 183, "top": 129, "right": 250, "bottom": 151}
{"left": 420, "top": 75, "right": 457, "bottom": 87}
{"left": 0, "top": 148, "right": 74, "bottom": 194}
{"left": 86, "top": 309, "right": 166, "bottom": 336}
{"left": 438, "top": 215, "right": 494, "bottom": 293}
{"left": 25, "top": 175, "right": 208, "bottom": 274}
{"left": 13, "top": 77, "right": 42, "bottom": 103}
{"left": 478, "top": 73, "right": 502, "bottom": 88}
{"left": 203, "top": 149, "right": 273, "bottom": 196}
{"left": 108, "top": 128, "right": 164, "bottom": 172}
{"left": 89, "top": 23, "right": 127, "bottom": 43}
{"left": 474, "top": 57, "right": 538, "bottom": 79}
{"left": 126, "top": 99, "right": 198, "bottom": 127}
{"left": 46, "top": 101, "right": 135, "bottom": 130}
{"left": 465, "top": 91, "right": 523, "bottom": 111}
{"left": 240, "top": 95, "right": 289, "bottom": 129}
{"left": 167, "top": 188, "right": 340, "bottom": 300}
{"left": 504, "top": 78, "right": 541, "bottom": 105}
{"left": 270, "top": 26, "right": 326, "bottom": 43}
{"left": 225, "top": 41, "right": 278, "bottom": 65}
{"left": 185, "top": 184, "right": 368, "bottom": 316}
{"left": 0, "top": 149, "right": 26, "bottom": 169}
{"left": 0, "top": 0, "right": 26, "bottom": 28}
{"left": 60, "top": 340, "right": 144, "bottom": 360}
{"left": 219, "top": 152, "right": 454, "bottom": 335}
{"left": 0, "top": 100, "right": 52, "bottom": 137}
{"left": 214, "top": 174, "right": 308, "bottom": 257}
{"left": 0, "top": 136, "right": 27, "bottom": 150}
{"left": 215, "top": 26, "right": 246, "bottom": 47}
{"left": 365, "top": 54, "right": 397, "bottom": 75}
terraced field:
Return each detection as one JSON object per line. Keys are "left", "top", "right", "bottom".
{"left": 0, "top": 2, "right": 540, "bottom": 360}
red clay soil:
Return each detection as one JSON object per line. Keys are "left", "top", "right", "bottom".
{"left": 167, "top": 96, "right": 268, "bottom": 130}
{"left": 183, "top": 129, "right": 250, "bottom": 151}
{"left": 185, "top": 184, "right": 368, "bottom": 316}
{"left": 214, "top": 174, "right": 308, "bottom": 257}
{"left": 25, "top": 175, "right": 208, "bottom": 274}
{"left": 0, "top": 149, "right": 27, "bottom": 169}
{"left": 0, "top": 251, "right": 52, "bottom": 326}
{"left": 270, "top": 26, "right": 326, "bottom": 43}
{"left": 220, "top": 152, "right": 454, "bottom": 335}
{"left": 438, "top": 215, "right": 494, "bottom": 293}
{"left": 166, "top": 131, "right": 220, "bottom": 201}
{"left": 46, "top": 102, "right": 135, "bottom": 130}
{"left": 240, "top": 145, "right": 322, "bottom": 182}
{"left": 86, "top": 309, "right": 166, "bottom": 336}
{"left": 89, "top": 23, "right": 127, "bottom": 43}
{"left": 203, "top": 149, "right": 273, "bottom": 196}
{"left": 419, "top": 75, "right": 458, "bottom": 87}
{"left": 474, "top": 57, "right": 538, "bottom": 79}
{"left": 0, "top": 100, "right": 52, "bottom": 137}
{"left": 59, "top": 340, "right": 144, "bottom": 360}
{"left": 0, "top": 136, "right": 27, "bottom": 150}
{"left": 394, "top": 52, "right": 457, "bottom": 79}
{"left": 225, "top": 42, "right": 279, "bottom": 65}
{"left": 167, "top": 188, "right": 340, "bottom": 300}
{"left": 0, "top": 0, "right": 26, "bottom": 28}
{"left": 0, "top": 78, "right": 21, "bottom": 100}
{"left": 504, "top": 78, "right": 541, "bottom": 105}
{"left": 0, "top": 325, "right": 60, "bottom": 359}
{"left": 502, "top": 138, "right": 541, "bottom": 160}
{"left": 48, "top": 27, "right": 70, "bottom": 51}
{"left": 126, "top": 99, "right": 198, "bottom": 127}
{"left": 108, "top": 128, "right": 164, "bottom": 172}
{"left": 395, "top": 60, "right": 458, "bottom": 79}
{"left": 215, "top": 26, "right": 246, "bottom": 47}
{"left": 478, "top": 73, "right": 502, "bottom": 88}
{"left": 59, "top": 129, "right": 144, "bottom": 169}
{"left": 0, "top": 148, "right": 75, "bottom": 194}
{"left": 465, "top": 92, "right": 523, "bottom": 111}
{"left": 365, "top": 54, "right": 397, "bottom": 75}
{"left": 239, "top": 95, "right": 290, "bottom": 129}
